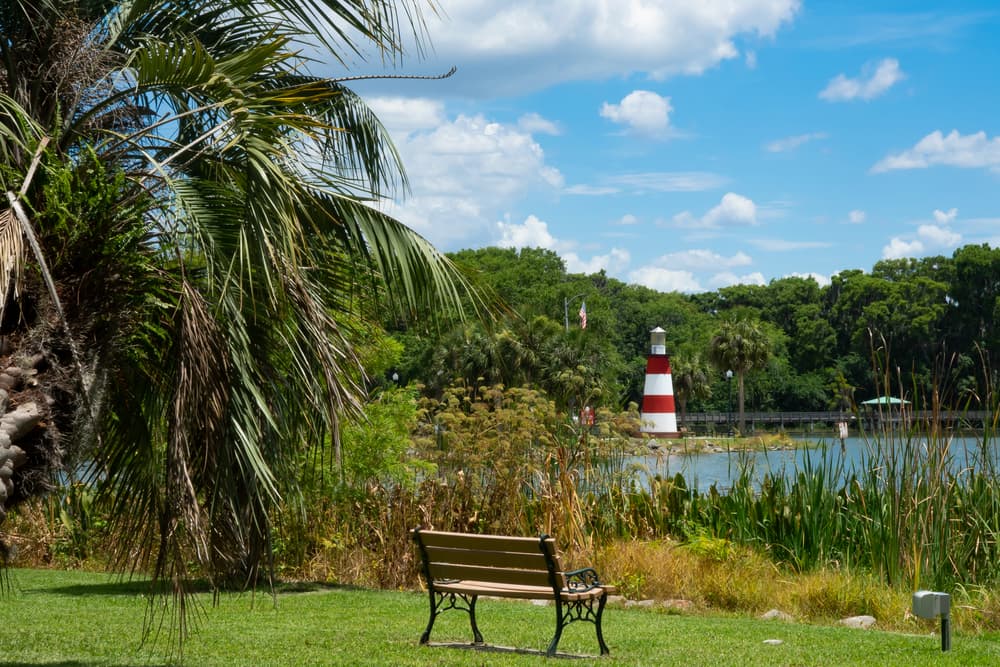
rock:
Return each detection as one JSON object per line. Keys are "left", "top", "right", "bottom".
{"left": 840, "top": 615, "right": 877, "bottom": 629}
{"left": 761, "top": 609, "right": 794, "bottom": 622}
{"left": 531, "top": 599, "right": 550, "bottom": 607}
{"left": 625, "top": 599, "right": 656, "bottom": 608}
{"left": 606, "top": 595, "right": 627, "bottom": 606}
{"left": 662, "top": 599, "right": 694, "bottom": 611}
{"left": 763, "top": 639, "right": 784, "bottom": 646}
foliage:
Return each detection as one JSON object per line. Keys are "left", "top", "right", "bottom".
{"left": 670, "top": 350, "right": 712, "bottom": 426}
{"left": 391, "top": 240, "right": 1000, "bottom": 417}
{"left": 416, "top": 316, "right": 621, "bottom": 411}
{"left": 340, "top": 387, "right": 429, "bottom": 491}
{"left": 0, "top": 0, "right": 477, "bottom": 629}
{"left": 708, "top": 316, "right": 774, "bottom": 431}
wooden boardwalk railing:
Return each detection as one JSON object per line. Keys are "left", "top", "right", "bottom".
{"left": 681, "top": 410, "right": 993, "bottom": 429}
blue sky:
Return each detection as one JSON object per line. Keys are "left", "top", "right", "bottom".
{"left": 346, "top": 1, "right": 1000, "bottom": 293}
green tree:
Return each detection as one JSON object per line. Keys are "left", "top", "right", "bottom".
{"left": 708, "top": 317, "right": 773, "bottom": 432}
{"left": 671, "top": 351, "right": 712, "bottom": 429}
{"left": 951, "top": 244, "right": 1000, "bottom": 353}
{"left": 0, "top": 0, "right": 471, "bottom": 596}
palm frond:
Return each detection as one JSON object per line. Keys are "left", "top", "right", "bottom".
{"left": 313, "top": 192, "right": 480, "bottom": 320}
{"left": 0, "top": 209, "right": 24, "bottom": 324}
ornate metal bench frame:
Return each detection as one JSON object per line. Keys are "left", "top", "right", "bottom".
{"left": 411, "top": 527, "right": 615, "bottom": 657}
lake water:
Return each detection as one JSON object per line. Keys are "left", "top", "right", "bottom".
{"left": 627, "top": 435, "right": 999, "bottom": 494}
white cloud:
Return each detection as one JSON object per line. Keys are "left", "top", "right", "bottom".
{"left": 615, "top": 214, "right": 639, "bottom": 225}
{"left": 933, "top": 207, "right": 958, "bottom": 224}
{"left": 564, "top": 248, "right": 631, "bottom": 274}
{"left": 396, "top": 0, "right": 800, "bottom": 96}
{"left": 705, "top": 193, "right": 758, "bottom": 226}
{"left": 644, "top": 249, "right": 753, "bottom": 272}
{"left": 627, "top": 249, "right": 754, "bottom": 293}
{"left": 765, "top": 132, "right": 828, "bottom": 152}
{"left": 379, "top": 113, "right": 563, "bottom": 248}
{"left": 600, "top": 90, "right": 673, "bottom": 136}
{"left": 882, "top": 237, "right": 924, "bottom": 260}
{"left": 628, "top": 266, "right": 702, "bottom": 293}
{"left": 496, "top": 215, "right": 631, "bottom": 276}
{"left": 568, "top": 172, "right": 727, "bottom": 197}
{"left": 611, "top": 172, "right": 728, "bottom": 192}
{"left": 848, "top": 209, "right": 866, "bottom": 224}
{"left": 960, "top": 217, "right": 1000, "bottom": 247}
{"left": 787, "top": 272, "right": 832, "bottom": 287}
{"left": 366, "top": 97, "right": 445, "bottom": 134}
{"left": 664, "top": 249, "right": 753, "bottom": 270}
{"left": 673, "top": 193, "right": 758, "bottom": 229}
{"left": 745, "top": 50, "right": 758, "bottom": 69}
{"left": 917, "top": 223, "right": 961, "bottom": 247}
{"left": 708, "top": 271, "right": 767, "bottom": 288}
{"left": 819, "top": 58, "right": 905, "bottom": 102}
{"left": 872, "top": 130, "right": 1000, "bottom": 172}
{"left": 882, "top": 222, "right": 963, "bottom": 260}
{"left": 518, "top": 112, "right": 561, "bottom": 135}
{"left": 564, "top": 184, "right": 621, "bottom": 196}
{"left": 497, "top": 214, "right": 558, "bottom": 249}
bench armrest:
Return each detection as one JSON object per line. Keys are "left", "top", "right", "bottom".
{"left": 564, "top": 567, "right": 607, "bottom": 593}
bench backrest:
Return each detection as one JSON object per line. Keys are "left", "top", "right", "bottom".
{"left": 412, "top": 528, "right": 565, "bottom": 590}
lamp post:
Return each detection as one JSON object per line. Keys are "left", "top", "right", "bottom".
{"left": 563, "top": 293, "right": 586, "bottom": 332}
{"left": 725, "top": 369, "right": 733, "bottom": 436}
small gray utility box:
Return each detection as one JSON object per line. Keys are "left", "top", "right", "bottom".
{"left": 912, "top": 590, "right": 951, "bottom": 651}
{"left": 912, "top": 590, "right": 950, "bottom": 618}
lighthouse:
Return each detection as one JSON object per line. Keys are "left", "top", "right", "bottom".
{"left": 640, "top": 326, "right": 679, "bottom": 438}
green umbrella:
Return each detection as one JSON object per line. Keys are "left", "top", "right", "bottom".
{"left": 861, "top": 396, "right": 910, "bottom": 405}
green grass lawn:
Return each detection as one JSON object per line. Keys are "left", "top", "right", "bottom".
{"left": 2, "top": 568, "right": 998, "bottom": 666}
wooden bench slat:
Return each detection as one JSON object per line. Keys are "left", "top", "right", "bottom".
{"left": 423, "top": 545, "right": 550, "bottom": 571}
{"left": 429, "top": 562, "right": 555, "bottom": 588}
{"left": 434, "top": 580, "right": 611, "bottom": 601}
{"left": 434, "top": 580, "right": 552, "bottom": 598}
{"left": 416, "top": 530, "right": 554, "bottom": 554}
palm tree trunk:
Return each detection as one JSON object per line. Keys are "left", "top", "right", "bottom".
{"left": 0, "top": 357, "right": 53, "bottom": 527}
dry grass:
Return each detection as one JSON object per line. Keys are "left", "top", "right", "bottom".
{"left": 592, "top": 538, "right": 1000, "bottom": 635}
{"left": 595, "top": 538, "right": 776, "bottom": 611}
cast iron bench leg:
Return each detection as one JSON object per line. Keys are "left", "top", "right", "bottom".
{"left": 420, "top": 589, "right": 437, "bottom": 644}
{"left": 468, "top": 595, "right": 484, "bottom": 643}
{"left": 420, "top": 592, "right": 484, "bottom": 645}
{"left": 546, "top": 598, "right": 565, "bottom": 657}
{"left": 595, "top": 593, "right": 610, "bottom": 655}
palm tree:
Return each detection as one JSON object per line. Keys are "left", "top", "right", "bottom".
{"left": 0, "top": 0, "right": 470, "bottom": 599}
{"left": 708, "top": 317, "right": 772, "bottom": 433}
{"left": 671, "top": 351, "right": 712, "bottom": 429}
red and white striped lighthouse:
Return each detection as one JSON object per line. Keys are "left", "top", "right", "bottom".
{"left": 640, "top": 326, "right": 679, "bottom": 438}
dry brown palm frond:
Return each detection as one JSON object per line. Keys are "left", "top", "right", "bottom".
{"left": 0, "top": 207, "right": 25, "bottom": 324}
{"left": 161, "top": 280, "right": 232, "bottom": 574}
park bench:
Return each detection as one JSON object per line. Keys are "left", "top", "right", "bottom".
{"left": 410, "top": 527, "right": 616, "bottom": 656}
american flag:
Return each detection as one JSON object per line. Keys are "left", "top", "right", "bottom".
{"left": 579, "top": 301, "right": 587, "bottom": 329}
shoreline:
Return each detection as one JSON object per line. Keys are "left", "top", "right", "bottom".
{"left": 636, "top": 433, "right": 818, "bottom": 455}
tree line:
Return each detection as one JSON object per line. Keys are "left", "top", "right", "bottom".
{"left": 389, "top": 244, "right": 1000, "bottom": 422}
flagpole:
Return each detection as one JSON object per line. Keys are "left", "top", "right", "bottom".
{"left": 563, "top": 293, "right": 586, "bottom": 332}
